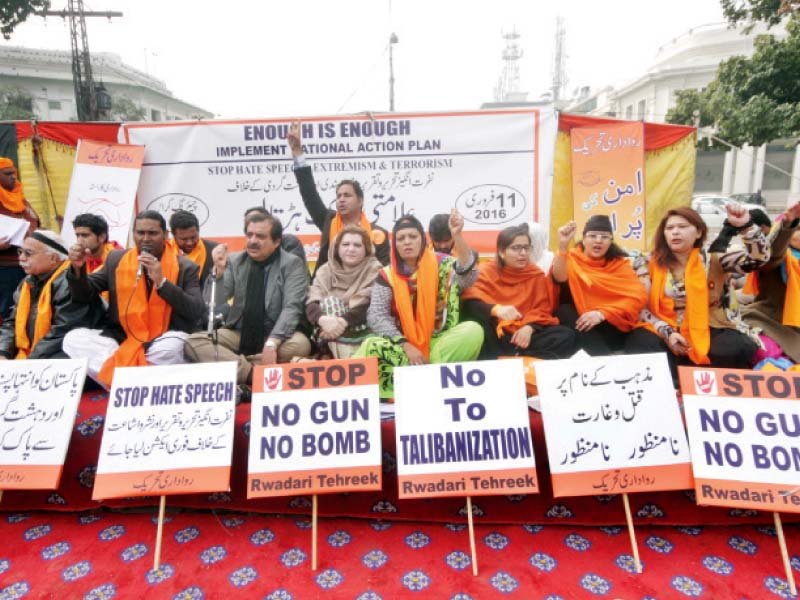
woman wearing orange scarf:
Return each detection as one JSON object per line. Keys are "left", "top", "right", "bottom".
{"left": 743, "top": 202, "right": 800, "bottom": 362}
{"left": 0, "top": 157, "right": 40, "bottom": 319}
{"left": 353, "top": 212, "right": 483, "bottom": 400}
{"left": 625, "top": 205, "right": 770, "bottom": 383}
{"left": 551, "top": 215, "right": 646, "bottom": 355}
{"left": 462, "top": 223, "right": 575, "bottom": 360}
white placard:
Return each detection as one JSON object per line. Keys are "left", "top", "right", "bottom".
{"left": 0, "top": 359, "right": 87, "bottom": 489}
{"left": 394, "top": 359, "right": 537, "bottom": 498}
{"left": 247, "top": 359, "right": 382, "bottom": 498}
{"left": 120, "top": 109, "right": 558, "bottom": 256}
{"left": 93, "top": 361, "right": 237, "bottom": 499}
{"left": 535, "top": 353, "right": 693, "bottom": 496}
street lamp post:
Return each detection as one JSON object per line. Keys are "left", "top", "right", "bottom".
{"left": 389, "top": 32, "right": 398, "bottom": 112}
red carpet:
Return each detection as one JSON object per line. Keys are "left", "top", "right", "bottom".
{"left": 0, "top": 509, "right": 797, "bottom": 599}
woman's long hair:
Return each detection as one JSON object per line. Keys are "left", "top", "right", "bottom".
{"left": 652, "top": 207, "right": 707, "bottom": 267}
{"left": 332, "top": 225, "right": 373, "bottom": 266}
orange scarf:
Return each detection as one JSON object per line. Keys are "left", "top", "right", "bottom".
{"left": 462, "top": 260, "right": 558, "bottom": 336}
{"left": 386, "top": 247, "right": 439, "bottom": 358}
{"left": 86, "top": 242, "right": 119, "bottom": 274}
{"left": 783, "top": 249, "right": 800, "bottom": 327}
{"left": 329, "top": 212, "right": 374, "bottom": 245}
{"left": 97, "top": 246, "right": 180, "bottom": 387}
{"left": 641, "top": 248, "right": 710, "bottom": 364}
{"left": 168, "top": 239, "right": 207, "bottom": 279}
{"left": 14, "top": 261, "right": 70, "bottom": 359}
{"left": 566, "top": 248, "right": 646, "bottom": 332}
{"left": 0, "top": 170, "right": 26, "bottom": 213}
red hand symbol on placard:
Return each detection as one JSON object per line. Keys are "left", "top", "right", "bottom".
{"left": 265, "top": 369, "right": 282, "bottom": 391}
{"left": 696, "top": 372, "right": 714, "bottom": 394}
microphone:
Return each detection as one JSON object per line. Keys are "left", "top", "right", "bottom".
{"left": 135, "top": 244, "right": 153, "bottom": 282}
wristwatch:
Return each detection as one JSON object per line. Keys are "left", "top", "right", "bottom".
{"left": 265, "top": 340, "right": 278, "bottom": 349}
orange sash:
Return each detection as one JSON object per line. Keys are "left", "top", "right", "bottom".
{"left": 97, "top": 247, "right": 180, "bottom": 386}
{"left": 329, "top": 212, "right": 379, "bottom": 245}
{"left": 462, "top": 260, "right": 558, "bottom": 336}
{"left": 386, "top": 247, "right": 439, "bottom": 358}
{"left": 0, "top": 180, "right": 25, "bottom": 213}
{"left": 14, "top": 261, "right": 70, "bottom": 359}
{"left": 86, "top": 242, "right": 118, "bottom": 274}
{"left": 566, "top": 248, "right": 646, "bottom": 332}
{"left": 783, "top": 249, "right": 800, "bottom": 327}
{"left": 168, "top": 239, "right": 207, "bottom": 278}
{"left": 641, "top": 248, "right": 710, "bottom": 364}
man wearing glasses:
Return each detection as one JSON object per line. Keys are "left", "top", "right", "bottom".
{"left": 0, "top": 231, "right": 102, "bottom": 360}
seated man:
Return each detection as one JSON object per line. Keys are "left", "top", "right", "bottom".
{"left": 168, "top": 209, "right": 218, "bottom": 286}
{"left": 244, "top": 206, "right": 307, "bottom": 265}
{"left": 286, "top": 121, "right": 390, "bottom": 273}
{"left": 184, "top": 211, "right": 311, "bottom": 385}
{"left": 72, "top": 212, "right": 120, "bottom": 274}
{"left": 63, "top": 210, "right": 204, "bottom": 387}
{"left": 0, "top": 231, "right": 103, "bottom": 360}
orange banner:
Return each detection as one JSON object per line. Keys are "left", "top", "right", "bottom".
{"left": 398, "top": 467, "right": 538, "bottom": 499}
{"left": 248, "top": 465, "right": 381, "bottom": 498}
{"left": 551, "top": 463, "right": 694, "bottom": 497}
{"left": 253, "top": 357, "right": 378, "bottom": 393}
{"left": 76, "top": 139, "right": 146, "bottom": 169}
{"left": 694, "top": 478, "right": 800, "bottom": 513}
{"left": 0, "top": 464, "right": 64, "bottom": 490}
{"left": 679, "top": 366, "right": 800, "bottom": 400}
{"left": 571, "top": 122, "right": 646, "bottom": 252}
{"left": 92, "top": 466, "right": 230, "bottom": 500}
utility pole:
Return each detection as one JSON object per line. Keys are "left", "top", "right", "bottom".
{"left": 37, "top": 3, "right": 122, "bottom": 121}
{"left": 389, "top": 32, "right": 399, "bottom": 112}
{"left": 493, "top": 29, "right": 523, "bottom": 103}
{"left": 551, "top": 16, "right": 568, "bottom": 104}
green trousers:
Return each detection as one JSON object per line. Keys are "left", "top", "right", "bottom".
{"left": 353, "top": 321, "right": 484, "bottom": 400}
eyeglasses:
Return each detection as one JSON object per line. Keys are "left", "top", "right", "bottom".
{"left": 16, "top": 248, "right": 45, "bottom": 258}
{"left": 584, "top": 233, "right": 613, "bottom": 242}
{"left": 508, "top": 244, "right": 532, "bottom": 253}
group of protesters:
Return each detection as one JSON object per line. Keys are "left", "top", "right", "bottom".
{"left": 0, "top": 124, "right": 797, "bottom": 400}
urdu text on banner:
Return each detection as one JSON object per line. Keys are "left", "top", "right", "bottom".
{"left": 120, "top": 110, "right": 558, "bottom": 257}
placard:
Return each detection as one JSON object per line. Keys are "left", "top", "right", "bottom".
{"left": 681, "top": 367, "right": 800, "bottom": 512}
{"left": 60, "top": 139, "right": 145, "bottom": 248}
{"left": 120, "top": 109, "right": 558, "bottom": 256}
{"left": 0, "top": 359, "right": 87, "bottom": 489}
{"left": 93, "top": 362, "right": 237, "bottom": 500}
{"left": 247, "top": 358, "right": 382, "bottom": 498}
{"left": 535, "top": 353, "right": 693, "bottom": 496}
{"left": 571, "top": 121, "right": 646, "bottom": 252}
{"left": 394, "top": 359, "right": 537, "bottom": 499}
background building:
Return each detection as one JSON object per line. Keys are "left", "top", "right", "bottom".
{"left": 0, "top": 45, "right": 212, "bottom": 122}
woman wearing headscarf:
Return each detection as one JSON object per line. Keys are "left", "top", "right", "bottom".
{"left": 306, "top": 226, "right": 382, "bottom": 359}
{"left": 353, "top": 210, "right": 483, "bottom": 400}
{"left": 624, "top": 204, "right": 770, "bottom": 382}
{"left": 462, "top": 223, "right": 575, "bottom": 360}
{"left": 742, "top": 202, "right": 800, "bottom": 363}
{"left": 551, "top": 215, "right": 647, "bottom": 355}
{"left": 527, "top": 220, "right": 554, "bottom": 272}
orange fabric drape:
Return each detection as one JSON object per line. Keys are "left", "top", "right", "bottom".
{"left": 168, "top": 239, "right": 206, "bottom": 278}
{"left": 783, "top": 250, "right": 800, "bottom": 327}
{"left": 329, "top": 213, "right": 374, "bottom": 246}
{"left": 85, "top": 242, "right": 120, "bottom": 274}
{"left": 386, "top": 248, "right": 439, "bottom": 358}
{"left": 0, "top": 159, "right": 26, "bottom": 213}
{"left": 462, "top": 260, "right": 558, "bottom": 336}
{"left": 97, "top": 247, "right": 179, "bottom": 386}
{"left": 14, "top": 261, "right": 70, "bottom": 359}
{"left": 566, "top": 248, "right": 647, "bottom": 332}
{"left": 640, "top": 248, "right": 710, "bottom": 364}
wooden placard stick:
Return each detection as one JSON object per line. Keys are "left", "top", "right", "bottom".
{"left": 774, "top": 512, "right": 796, "bottom": 596}
{"left": 312, "top": 494, "right": 319, "bottom": 571}
{"left": 622, "top": 493, "right": 642, "bottom": 573}
{"left": 466, "top": 496, "right": 478, "bottom": 576}
{"left": 153, "top": 495, "right": 167, "bottom": 571}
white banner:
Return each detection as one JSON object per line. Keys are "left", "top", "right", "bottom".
{"left": 93, "top": 362, "right": 237, "bottom": 499}
{"left": 393, "top": 359, "right": 537, "bottom": 498}
{"left": 120, "top": 109, "right": 557, "bottom": 257}
{"left": 535, "top": 353, "right": 693, "bottom": 496}
{"left": 61, "top": 139, "right": 145, "bottom": 248}
{"left": 0, "top": 359, "right": 87, "bottom": 489}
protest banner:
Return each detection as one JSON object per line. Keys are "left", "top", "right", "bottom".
{"left": 249, "top": 358, "right": 381, "bottom": 569}
{"left": 535, "top": 353, "right": 693, "bottom": 572}
{"left": 681, "top": 367, "right": 800, "bottom": 595}
{"left": 60, "top": 139, "right": 146, "bottom": 247}
{"left": 0, "top": 359, "right": 87, "bottom": 496}
{"left": 571, "top": 121, "right": 645, "bottom": 252}
{"left": 119, "top": 109, "right": 558, "bottom": 257}
{"left": 394, "top": 359, "right": 535, "bottom": 575}
{"left": 94, "top": 361, "right": 237, "bottom": 569}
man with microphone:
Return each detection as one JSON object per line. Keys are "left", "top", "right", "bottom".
{"left": 63, "top": 210, "right": 205, "bottom": 387}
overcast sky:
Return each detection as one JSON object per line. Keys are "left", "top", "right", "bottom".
{"left": 5, "top": 0, "right": 727, "bottom": 118}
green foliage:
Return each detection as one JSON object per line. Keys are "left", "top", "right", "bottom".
{"left": 0, "top": 0, "right": 50, "bottom": 40}
{"left": 666, "top": 15, "right": 800, "bottom": 147}
{"left": 721, "top": 0, "right": 798, "bottom": 28}
{"left": 109, "top": 96, "right": 146, "bottom": 122}
{"left": 0, "top": 87, "right": 36, "bottom": 120}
